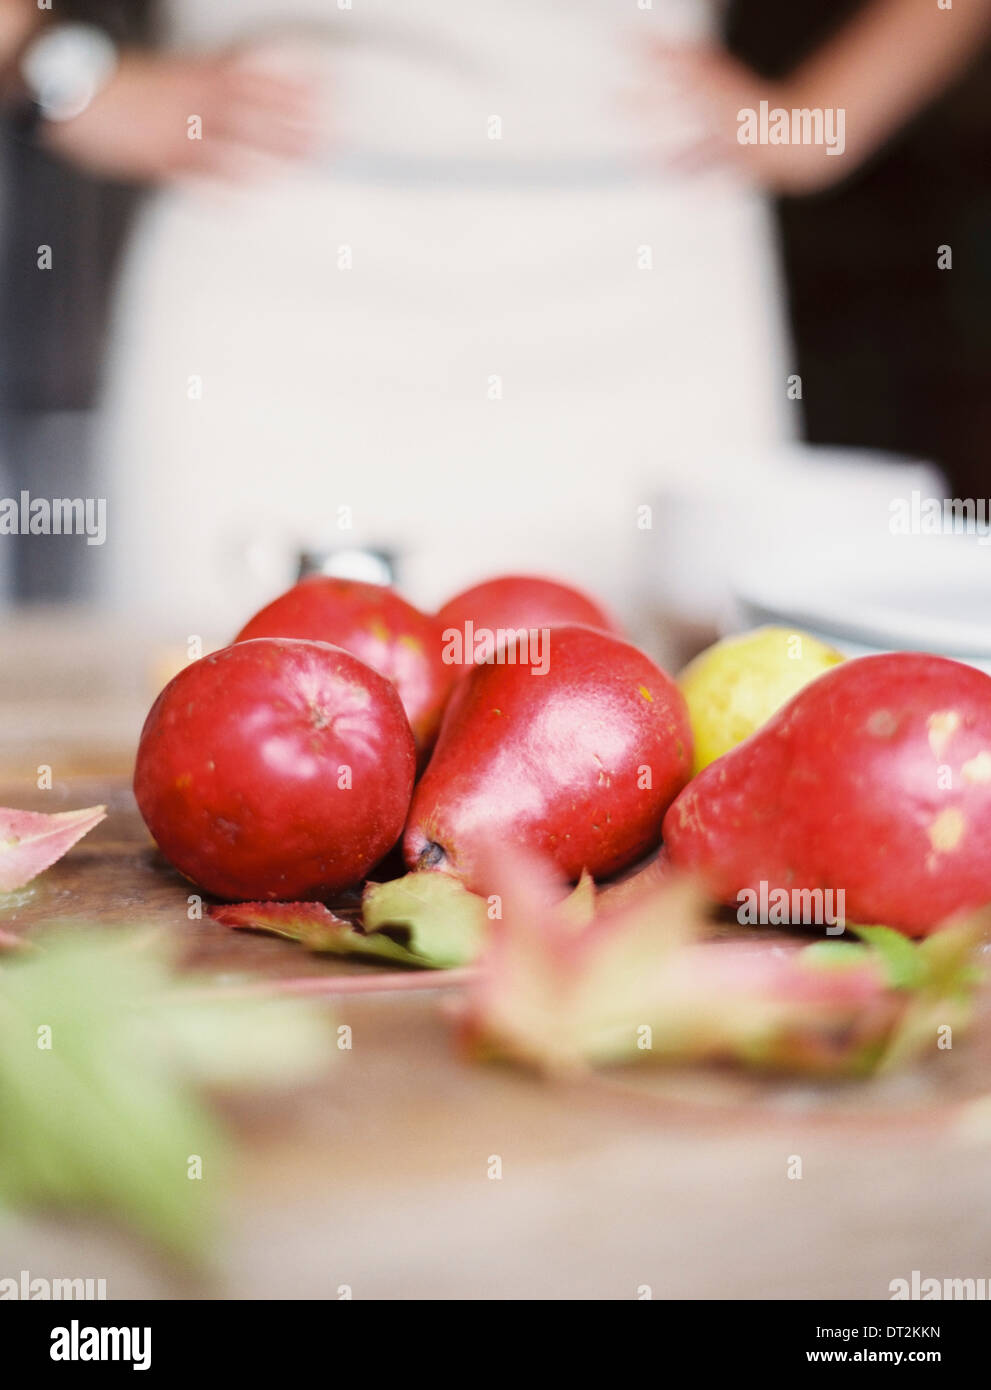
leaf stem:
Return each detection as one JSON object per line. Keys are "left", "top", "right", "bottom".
{"left": 180, "top": 967, "right": 479, "bottom": 1001}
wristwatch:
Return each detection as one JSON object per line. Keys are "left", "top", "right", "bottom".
{"left": 10, "top": 23, "right": 118, "bottom": 137}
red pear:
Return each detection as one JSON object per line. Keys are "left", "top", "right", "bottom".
{"left": 663, "top": 652, "right": 991, "bottom": 935}
{"left": 404, "top": 624, "right": 692, "bottom": 893}
{"left": 235, "top": 577, "right": 454, "bottom": 758}
{"left": 436, "top": 574, "right": 621, "bottom": 668}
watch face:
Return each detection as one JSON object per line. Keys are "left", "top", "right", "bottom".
{"left": 21, "top": 24, "right": 118, "bottom": 122}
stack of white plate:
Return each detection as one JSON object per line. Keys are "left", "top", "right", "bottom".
{"left": 646, "top": 445, "right": 991, "bottom": 672}
{"left": 728, "top": 452, "right": 991, "bottom": 673}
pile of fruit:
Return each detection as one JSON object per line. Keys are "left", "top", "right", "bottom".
{"left": 134, "top": 570, "right": 991, "bottom": 937}
{"left": 131, "top": 571, "right": 991, "bottom": 1071}
{"left": 134, "top": 573, "right": 665, "bottom": 901}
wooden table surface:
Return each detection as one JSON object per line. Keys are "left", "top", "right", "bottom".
{"left": 2, "top": 611, "right": 990, "bottom": 1300}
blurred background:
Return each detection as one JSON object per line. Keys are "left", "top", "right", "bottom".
{"left": 0, "top": 0, "right": 989, "bottom": 664}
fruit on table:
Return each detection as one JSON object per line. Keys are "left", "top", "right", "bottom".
{"left": 679, "top": 625, "right": 844, "bottom": 773}
{"left": 436, "top": 573, "right": 621, "bottom": 667}
{"left": 663, "top": 652, "right": 991, "bottom": 936}
{"left": 134, "top": 638, "right": 416, "bottom": 901}
{"left": 404, "top": 624, "right": 692, "bottom": 893}
{"left": 235, "top": 577, "right": 453, "bottom": 758}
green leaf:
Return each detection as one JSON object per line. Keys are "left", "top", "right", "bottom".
{"left": 160, "top": 995, "right": 334, "bottom": 1089}
{"left": 849, "top": 924, "right": 929, "bottom": 990}
{"left": 801, "top": 941, "right": 871, "bottom": 970}
{"left": 361, "top": 873, "right": 488, "bottom": 969}
{"left": 916, "top": 920, "right": 987, "bottom": 992}
{"left": 0, "top": 926, "right": 334, "bottom": 1261}
{"left": 875, "top": 917, "right": 987, "bottom": 1071}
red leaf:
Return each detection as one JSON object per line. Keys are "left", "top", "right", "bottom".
{"left": 209, "top": 900, "right": 351, "bottom": 947}
{"left": 459, "top": 845, "right": 938, "bottom": 1075}
{"left": 209, "top": 887, "right": 482, "bottom": 968}
{"left": 0, "top": 805, "right": 106, "bottom": 893}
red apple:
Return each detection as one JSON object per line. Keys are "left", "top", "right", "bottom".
{"left": 235, "top": 577, "right": 454, "bottom": 759}
{"left": 134, "top": 638, "right": 415, "bottom": 900}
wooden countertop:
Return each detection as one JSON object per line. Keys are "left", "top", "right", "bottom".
{"left": 2, "top": 610, "right": 990, "bottom": 1299}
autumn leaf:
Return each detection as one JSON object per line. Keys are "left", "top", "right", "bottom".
{"left": 848, "top": 924, "right": 929, "bottom": 990}
{"left": 868, "top": 916, "right": 987, "bottom": 1072}
{"left": 361, "top": 873, "right": 488, "bottom": 968}
{"left": 210, "top": 900, "right": 358, "bottom": 951}
{"left": 211, "top": 872, "right": 490, "bottom": 970}
{"left": 0, "top": 804, "right": 106, "bottom": 893}
{"left": 459, "top": 847, "right": 985, "bottom": 1076}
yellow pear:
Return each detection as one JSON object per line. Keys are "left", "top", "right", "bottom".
{"left": 679, "top": 626, "right": 845, "bottom": 773}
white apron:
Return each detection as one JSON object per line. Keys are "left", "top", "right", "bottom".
{"left": 98, "top": 0, "right": 792, "bottom": 634}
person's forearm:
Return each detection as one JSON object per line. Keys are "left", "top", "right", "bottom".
{"left": 0, "top": 0, "right": 40, "bottom": 76}
{"left": 785, "top": 0, "right": 991, "bottom": 165}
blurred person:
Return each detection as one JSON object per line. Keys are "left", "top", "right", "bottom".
{"left": 94, "top": 0, "right": 794, "bottom": 633}
{"left": 3, "top": 2, "right": 988, "bottom": 622}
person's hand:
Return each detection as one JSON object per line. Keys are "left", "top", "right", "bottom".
{"left": 41, "top": 48, "right": 320, "bottom": 183}
{"left": 639, "top": 0, "right": 991, "bottom": 198}
{"left": 632, "top": 43, "right": 853, "bottom": 196}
